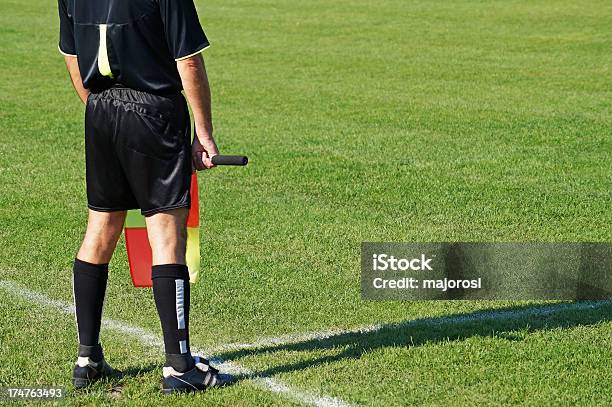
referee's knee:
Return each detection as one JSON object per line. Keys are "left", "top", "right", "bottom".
{"left": 77, "top": 210, "right": 126, "bottom": 263}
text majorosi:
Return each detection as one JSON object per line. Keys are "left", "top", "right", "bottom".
{"left": 372, "top": 254, "right": 433, "bottom": 271}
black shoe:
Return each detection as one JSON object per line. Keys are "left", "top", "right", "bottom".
{"left": 162, "top": 356, "right": 234, "bottom": 394}
{"left": 72, "top": 356, "right": 116, "bottom": 389}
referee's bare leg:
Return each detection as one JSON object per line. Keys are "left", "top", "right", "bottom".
{"left": 72, "top": 209, "right": 125, "bottom": 388}
{"left": 145, "top": 209, "right": 194, "bottom": 372}
{"left": 147, "top": 210, "right": 189, "bottom": 358}
{"left": 147, "top": 207, "right": 234, "bottom": 392}
{"left": 145, "top": 209, "right": 188, "bottom": 266}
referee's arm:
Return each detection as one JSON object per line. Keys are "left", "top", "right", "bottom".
{"left": 63, "top": 56, "right": 89, "bottom": 104}
{"left": 177, "top": 54, "right": 218, "bottom": 170}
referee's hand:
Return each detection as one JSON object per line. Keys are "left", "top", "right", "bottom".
{"left": 192, "top": 134, "right": 219, "bottom": 171}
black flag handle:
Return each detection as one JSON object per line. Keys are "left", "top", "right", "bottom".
{"left": 211, "top": 155, "right": 249, "bottom": 166}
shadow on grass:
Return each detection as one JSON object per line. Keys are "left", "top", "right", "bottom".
{"left": 220, "top": 301, "right": 612, "bottom": 380}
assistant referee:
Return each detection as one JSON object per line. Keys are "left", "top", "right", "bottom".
{"left": 58, "top": 0, "right": 232, "bottom": 393}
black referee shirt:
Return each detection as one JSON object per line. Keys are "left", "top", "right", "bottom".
{"left": 58, "top": 0, "right": 210, "bottom": 94}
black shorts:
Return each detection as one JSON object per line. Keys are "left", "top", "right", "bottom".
{"left": 85, "top": 86, "right": 192, "bottom": 216}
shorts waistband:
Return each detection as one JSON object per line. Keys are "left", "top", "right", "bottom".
{"left": 91, "top": 83, "right": 182, "bottom": 98}
{"left": 90, "top": 84, "right": 184, "bottom": 106}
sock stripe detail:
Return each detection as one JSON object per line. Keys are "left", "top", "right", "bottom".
{"left": 72, "top": 274, "right": 79, "bottom": 344}
{"left": 175, "top": 279, "right": 185, "bottom": 330}
{"left": 179, "top": 340, "right": 187, "bottom": 354}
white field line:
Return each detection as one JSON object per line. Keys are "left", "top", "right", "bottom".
{"left": 208, "top": 300, "right": 611, "bottom": 354}
{"left": 3, "top": 279, "right": 609, "bottom": 405}
{"left": 0, "top": 280, "right": 352, "bottom": 407}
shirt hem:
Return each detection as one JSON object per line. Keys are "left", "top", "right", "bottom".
{"left": 58, "top": 45, "right": 77, "bottom": 57}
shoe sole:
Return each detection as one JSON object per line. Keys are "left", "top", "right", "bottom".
{"left": 73, "top": 372, "right": 116, "bottom": 389}
{"left": 162, "top": 386, "right": 205, "bottom": 395}
{"left": 161, "top": 382, "right": 234, "bottom": 394}
{"left": 73, "top": 377, "right": 92, "bottom": 389}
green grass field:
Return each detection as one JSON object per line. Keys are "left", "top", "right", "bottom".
{"left": 0, "top": 0, "right": 611, "bottom": 405}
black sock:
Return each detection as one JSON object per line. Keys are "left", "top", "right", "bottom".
{"left": 79, "top": 344, "right": 104, "bottom": 362}
{"left": 73, "top": 258, "right": 108, "bottom": 362}
{"left": 152, "top": 264, "right": 194, "bottom": 372}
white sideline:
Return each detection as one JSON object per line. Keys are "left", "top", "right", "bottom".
{"left": 0, "top": 280, "right": 352, "bottom": 407}
{"left": 2, "top": 280, "right": 609, "bottom": 405}
{"left": 209, "top": 300, "right": 611, "bottom": 354}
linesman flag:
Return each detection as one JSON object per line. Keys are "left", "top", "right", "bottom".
{"left": 124, "top": 174, "right": 200, "bottom": 287}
